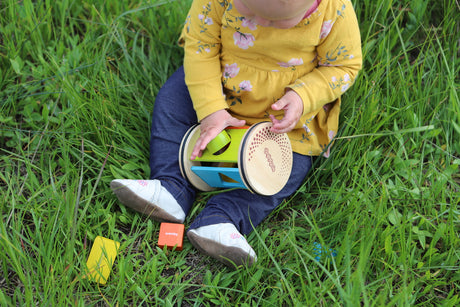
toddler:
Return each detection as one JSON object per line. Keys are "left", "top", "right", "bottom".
{"left": 111, "top": 0, "right": 362, "bottom": 268}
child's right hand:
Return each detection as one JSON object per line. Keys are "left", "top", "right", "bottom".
{"left": 191, "top": 109, "right": 246, "bottom": 160}
{"left": 270, "top": 89, "right": 304, "bottom": 134}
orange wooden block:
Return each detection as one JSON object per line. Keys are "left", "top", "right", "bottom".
{"left": 158, "top": 223, "right": 185, "bottom": 251}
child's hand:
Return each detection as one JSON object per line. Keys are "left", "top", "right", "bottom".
{"left": 191, "top": 109, "right": 246, "bottom": 160}
{"left": 270, "top": 90, "right": 304, "bottom": 134}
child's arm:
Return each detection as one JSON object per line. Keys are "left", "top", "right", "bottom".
{"left": 179, "top": 0, "right": 228, "bottom": 122}
{"left": 180, "top": 0, "right": 246, "bottom": 159}
{"left": 287, "top": 1, "right": 363, "bottom": 119}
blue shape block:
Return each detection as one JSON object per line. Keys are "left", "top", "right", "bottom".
{"left": 191, "top": 166, "right": 245, "bottom": 189}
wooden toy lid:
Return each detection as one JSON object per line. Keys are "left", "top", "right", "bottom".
{"left": 238, "top": 122, "right": 293, "bottom": 195}
{"left": 179, "top": 125, "right": 215, "bottom": 191}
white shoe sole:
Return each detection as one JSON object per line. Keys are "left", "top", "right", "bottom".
{"left": 187, "top": 230, "right": 256, "bottom": 268}
{"left": 111, "top": 180, "right": 184, "bottom": 223}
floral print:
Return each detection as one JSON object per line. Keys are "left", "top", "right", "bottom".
{"left": 225, "top": 80, "right": 253, "bottom": 106}
{"left": 239, "top": 80, "right": 252, "bottom": 91}
{"left": 223, "top": 63, "right": 240, "bottom": 78}
{"left": 198, "top": 14, "right": 213, "bottom": 25}
{"left": 197, "top": 2, "right": 213, "bottom": 33}
{"left": 319, "top": 43, "right": 355, "bottom": 66}
{"left": 329, "top": 73, "right": 351, "bottom": 92}
{"left": 233, "top": 32, "right": 255, "bottom": 49}
{"left": 196, "top": 42, "right": 217, "bottom": 54}
{"left": 337, "top": 4, "right": 346, "bottom": 18}
{"left": 320, "top": 20, "right": 334, "bottom": 39}
{"left": 277, "top": 58, "right": 304, "bottom": 69}
{"left": 300, "top": 116, "right": 315, "bottom": 143}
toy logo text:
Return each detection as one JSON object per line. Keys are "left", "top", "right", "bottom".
{"left": 264, "top": 148, "right": 275, "bottom": 172}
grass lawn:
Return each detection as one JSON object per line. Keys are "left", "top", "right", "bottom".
{"left": 0, "top": 0, "right": 459, "bottom": 305}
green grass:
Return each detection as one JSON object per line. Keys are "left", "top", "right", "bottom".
{"left": 0, "top": 0, "right": 459, "bottom": 305}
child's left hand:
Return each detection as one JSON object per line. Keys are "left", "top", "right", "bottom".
{"left": 270, "top": 90, "right": 304, "bottom": 134}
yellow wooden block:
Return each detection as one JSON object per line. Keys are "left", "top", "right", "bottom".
{"left": 85, "top": 236, "right": 120, "bottom": 284}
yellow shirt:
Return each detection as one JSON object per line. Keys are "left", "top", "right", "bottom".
{"left": 179, "top": 0, "right": 362, "bottom": 156}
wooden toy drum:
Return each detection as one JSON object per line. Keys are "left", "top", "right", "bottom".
{"left": 179, "top": 122, "right": 293, "bottom": 196}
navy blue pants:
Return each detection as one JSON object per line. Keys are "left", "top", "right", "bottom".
{"left": 149, "top": 66, "right": 312, "bottom": 235}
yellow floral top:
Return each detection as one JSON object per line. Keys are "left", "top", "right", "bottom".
{"left": 179, "top": 0, "right": 362, "bottom": 156}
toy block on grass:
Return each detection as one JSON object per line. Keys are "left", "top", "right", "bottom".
{"left": 158, "top": 223, "right": 185, "bottom": 251}
{"left": 85, "top": 236, "right": 120, "bottom": 284}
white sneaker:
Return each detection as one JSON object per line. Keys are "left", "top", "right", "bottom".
{"left": 187, "top": 223, "right": 257, "bottom": 268}
{"left": 110, "top": 179, "right": 185, "bottom": 223}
